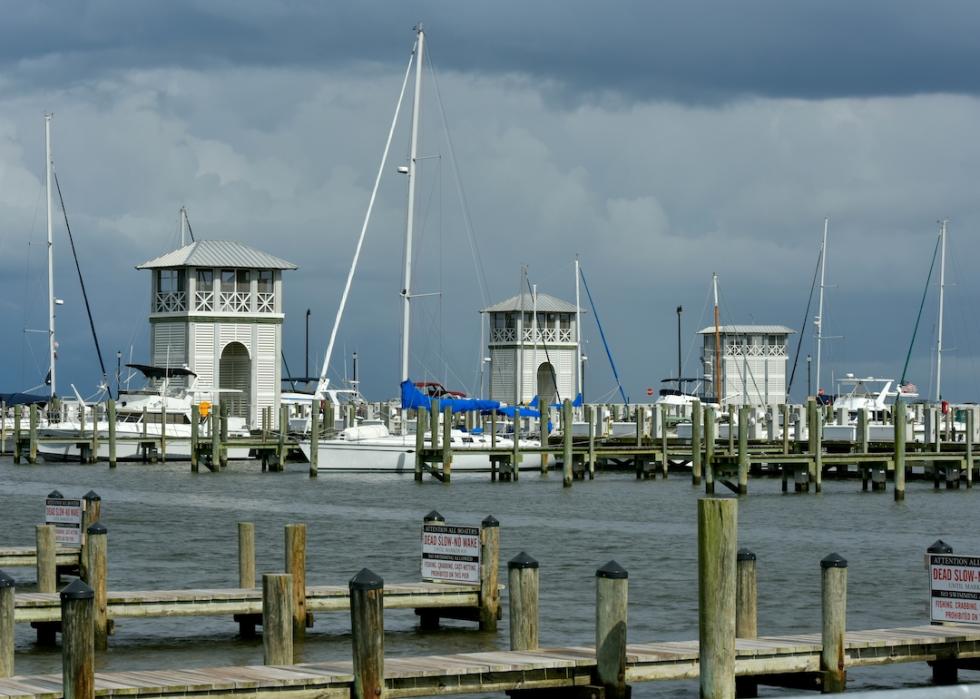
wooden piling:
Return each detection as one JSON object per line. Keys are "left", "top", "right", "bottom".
{"left": 490, "top": 409, "right": 497, "bottom": 449}
{"left": 479, "top": 516, "right": 500, "bottom": 632}
{"left": 540, "top": 397, "right": 550, "bottom": 474}
{"left": 586, "top": 404, "right": 596, "bottom": 479}
{"left": 727, "top": 405, "right": 735, "bottom": 456}
{"left": 442, "top": 405, "right": 452, "bottom": 483}
{"left": 894, "top": 399, "right": 906, "bottom": 501}
{"left": 635, "top": 405, "right": 644, "bottom": 448}
{"left": 160, "top": 406, "right": 167, "bottom": 462}
{"left": 79, "top": 491, "right": 101, "bottom": 582}
{"left": 12, "top": 406, "right": 21, "bottom": 464}
{"left": 699, "top": 497, "right": 737, "bottom": 699}
{"left": 595, "top": 561, "right": 629, "bottom": 699}
{"left": 562, "top": 399, "right": 573, "bottom": 487}
{"left": 238, "top": 522, "right": 256, "bottom": 588}
{"left": 0, "top": 572, "right": 13, "bottom": 678}
{"left": 511, "top": 406, "right": 521, "bottom": 482}
{"left": 349, "top": 569, "right": 384, "bottom": 699}
{"left": 86, "top": 523, "right": 108, "bottom": 650}
{"left": 0, "top": 401, "right": 5, "bottom": 457}
{"left": 736, "top": 548, "right": 758, "bottom": 698}
{"left": 36, "top": 524, "right": 57, "bottom": 593}
{"left": 704, "top": 406, "right": 716, "bottom": 494}
{"left": 28, "top": 404, "right": 38, "bottom": 464}
{"left": 219, "top": 403, "right": 229, "bottom": 469}
{"left": 309, "top": 399, "right": 319, "bottom": 478}
{"left": 210, "top": 403, "right": 220, "bottom": 470}
{"left": 858, "top": 408, "right": 869, "bottom": 455}
{"left": 89, "top": 405, "right": 99, "bottom": 464}
{"left": 61, "top": 579, "right": 95, "bottom": 699}
{"left": 429, "top": 398, "right": 440, "bottom": 451}
{"left": 508, "top": 552, "right": 539, "bottom": 651}
{"left": 414, "top": 408, "right": 425, "bottom": 481}
{"left": 106, "top": 400, "right": 117, "bottom": 468}
{"left": 781, "top": 403, "right": 790, "bottom": 455}
{"left": 660, "top": 404, "right": 669, "bottom": 478}
{"left": 821, "top": 553, "right": 848, "bottom": 693}
{"left": 276, "top": 405, "right": 288, "bottom": 471}
{"left": 737, "top": 405, "right": 749, "bottom": 495}
{"left": 284, "top": 524, "right": 307, "bottom": 638}
{"left": 188, "top": 403, "right": 199, "bottom": 471}
{"left": 692, "top": 400, "right": 702, "bottom": 486}
{"left": 262, "top": 573, "right": 293, "bottom": 666}
{"left": 967, "top": 408, "right": 974, "bottom": 489}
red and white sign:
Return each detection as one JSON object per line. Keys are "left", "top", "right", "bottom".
{"left": 45, "top": 497, "right": 83, "bottom": 546}
{"left": 421, "top": 523, "right": 481, "bottom": 585}
{"left": 929, "top": 553, "right": 980, "bottom": 624}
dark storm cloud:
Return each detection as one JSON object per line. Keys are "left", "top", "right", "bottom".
{"left": 3, "top": 1, "right": 980, "bottom": 102}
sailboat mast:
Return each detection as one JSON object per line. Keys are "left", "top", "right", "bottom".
{"left": 400, "top": 24, "right": 424, "bottom": 383}
{"left": 45, "top": 114, "right": 56, "bottom": 398}
{"left": 936, "top": 218, "right": 948, "bottom": 402}
{"left": 712, "top": 273, "right": 721, "bottom": 404}
{"left": 814, "top": 217, "right": 828, "bottom": 396}
{"left": 179, "top": 206, "right": 188, "bottom": 247}
{"left": 575, "top": 257, "right": 582, "bottom": 400}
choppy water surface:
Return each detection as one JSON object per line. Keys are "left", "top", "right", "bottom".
{"left": 2, "top": 458, "right": 978, "bottom": 697}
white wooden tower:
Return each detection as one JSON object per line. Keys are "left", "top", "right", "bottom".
{"left": 137, "top": 240, "right": 297, "bottom": 428}
{"left": 698, "top": 324, "right": 794, "bottom": 406}
{"left": 483, "top": 292, "right": 581, "bottom": 406}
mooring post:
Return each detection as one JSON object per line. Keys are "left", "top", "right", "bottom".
{"left": 512, "top": 407, "right": 521, "bottom": 482}
{"left": 737, "top": 405, "right": 749, "bottom": 495}
{"left": 595, "top": 561, "right": 629, "bottom": 699}
{"left": 239, "top": 522, "right": 256, "bottom": 588}
{"left": 160, "top": 405, "right": 167, "bottom": 462}
{"left": 309, "top": 399, "right": 319, "bottom": 478}
{"left": 781, "top": 403, "right": 790, "bottom": 455}
{"left": 414, "top": 408, "right": 425, "bottom": 480}
{"left": 736, "top": 548, "right": 759, "bottom": 698}
{"left": 61, "top": 579, "right": 95, "bottom": 699}
{"left": 540, "top": 396, "right": 550, "bottom": 474}
{"left": 350, "top": 569, "right": 385, "bottom": 699}
{"left": 699, "top": 497, "right": 737, "bottom": 699}
{"left": 966, "top": 408, "right": 974, "bottom": 489}
{"left": 442, "top": 405, "right": 453, "bottom": 483}
{"left": 187, "top": 403, "right": 198, "bottom": 472}
{"left": 692, "top": 399, "right": 703, "bottom": 486}
{"left": 210, "top": 402, "right": 221, "bottom": 470}
{"left": 79, "top": 491, "right": 101, "bottom": 582}
{"left": 262, "top": 573, "right": 293, "bottom": 666}
{"left": 12, "top": 405, "right": 21, "bottom": 464}
{"left": 479, "top": 516, "right": 500, "bottom": 631}
{"left": 704, "top": 406, "right": 716, "bottom": 494}
{"left": 508, "top": 552, "right": 539, "bottom": 651}
{"left": 36, "top": 523, "right": 57, "bottom": 593}
{"left": 429, "top": 398, "right": 440, "bottom": 451}
{"left": 858, "top": 408, "right": 869, "bottom": 455}
{"left": 562, "top": 398, "right": 573, "bottom": 487}
{"left": 284, "top": 524, "right": 307, "bottom": 638}
{"left": 660, "top": 404, "right": 669, "bottom": 478}
{"left": 821, "top": 553, "right": 848, "bottom": 693}
{"left": 586, "top": 404, "right": 596, "bottom": 479}
{"left": 0, "top": 572, "right": 13, "bottom": 678}
{"left": 894, "top": 399, "right": 907, "bottom": 501}
{"left": 28, "top": 403, "right": 38, "bottom": 464}
{"left": 276, "top": 404, "right": 288, "bottom": 471}
{"left": 86, "top": 523, "right": 108, "bottom": 651}
{"left": 490, "top": 408, "right": 497, "bottom": 449}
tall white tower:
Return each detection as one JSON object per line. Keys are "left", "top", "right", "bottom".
{"left": 483, "top": 292, "right": 581, "bottom": 405}
{"left": 137, "top": 240, "right": 297, "bottom": 428}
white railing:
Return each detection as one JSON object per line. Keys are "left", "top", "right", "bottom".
{"left": 727, "top": 344, "right": 786, "bottom": 357}
{"left": 154, "top": 291, "right": 186, "bottom": 313}
{"left": 219, "top": 291, "right": 252, "bottom": 313}
{"left": 256, "top": 292, "right": 275, "bottom": 313}
{"left": 490, "top": 328, "right": 517, "bottom": 343}
{"left": 195, "top": 290, "right": 214, "bottom": 312}
{"left": 490, "top": 327, "right": 576, "bottom": 344}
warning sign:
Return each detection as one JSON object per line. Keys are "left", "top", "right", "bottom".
{"left": 421, "top": 523, "right": 481, "bottom": 585}
{"left": 930, "top": 553, "right": 980, "bottom": 624}
{"left": 45, "top": 497, "right": 83, "bottom": 546}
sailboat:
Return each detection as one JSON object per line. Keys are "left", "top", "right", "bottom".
{"left": 298, "top": 26, "right": 518, "bottom": 473}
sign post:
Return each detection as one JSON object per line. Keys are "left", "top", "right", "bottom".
{"left": 929, "top": 553, "right": 980, "bottom": 624}
{"left": 421, "top": 522, "right": 481, "bottom": 584}
{"left": 44, "top": 496, "right": 84, "bottom": 547}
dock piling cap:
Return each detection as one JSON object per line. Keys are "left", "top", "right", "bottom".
{"left": 47, "top": 490, "right": 63, "bottom": 499}
{"left": 928, "top": 539, "right": 954, "bottom": 554}
{"left": 596, "top": 560, "right": 629, "bottom": 579}
{"left": 349, "top": 568, "right": 384, "bottom": 591}
{"left": 60, "top": 578, "right": 94, "bottom": 601}
{"left": 423, "top": 510, "right": 445, "bottom": 523}
{"left": 87, "top": 522, "right": 107, "bottom": 535}
{"left": 83, "top": 490, "right": 101, "bottom": 502}
{"left": 821, "top": 552, "right": 848, "bottom": 569}
{"left": 0, "top": 571, "right": 14, "bottom": 589}
{"left": 737, "top": 548, "right": 757, "bottom": 562}
{"left": 508, "top": 551, "right": 539, "bottom": 570}
{"left": 482, "top": 515, "right": 499, "bottom": 528}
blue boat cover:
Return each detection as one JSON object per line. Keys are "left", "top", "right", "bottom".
{"left": 0, "top": 392, "right": 50, "bottom": 407}
{"left": 400, "top": 380, "right": 500, "bottom": 414}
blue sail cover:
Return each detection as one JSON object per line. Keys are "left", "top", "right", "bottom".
{"left": 400, "top": 380, "right": 499, "bottom": 414}
{"left": 0, "top": 392, "right": 49, "bottom": 407}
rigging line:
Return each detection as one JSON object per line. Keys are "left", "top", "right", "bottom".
{"left": 787, "top": 242, "right": 823, "bottom": 396}
{"left": 53, "top": 171, "right": 109, "bottom": 389}
{"left": 526, "top": 275, "right": 562, "bottom": 404}
{"left": 681, "top": 283, "right": 713, "bottom": 385}
{"left": 425, "top": 47, "right": 491, "bottom": 308}
{"left": 185, "top": 213, "right": 196, "bottom": 243}
{"left": 579, "top": 264, "right": 629, "bottom": 405}
{"left": 900, "top": 233, "right": 941, "bottom": 386}
{"left": 281, "top": 350, "right": 297, "bottom": 392}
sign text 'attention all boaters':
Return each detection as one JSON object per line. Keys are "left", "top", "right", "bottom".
{"left": 44, "top": 496, "right": 84, "bottom": 546}
{"left": 421, "top": 523, "right": 481, "bottom": 584}
{"left": 930, "top": 553, "right": 980, "bottom": 624}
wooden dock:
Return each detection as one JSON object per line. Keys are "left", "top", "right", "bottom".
{"left": 0, "top": 548, "right": 79, "bottom": 571}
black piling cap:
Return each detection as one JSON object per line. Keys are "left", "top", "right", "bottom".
{"left": 482, "top": 515, "right": 499, "bottom": 528}
{"left": 349, "top": 568, "right": 384, "bottom": 591}
{"left": 47, "top": 490, "right": 63, "bottom": 499}
{"left": 928, "top": 539, "right": 954, "bottom": 554}
{"left": 0, "top": 571, "right": 14, "bottom": 589}
{"left": 87, "top": 522, "right": 107, "bottom": 536}
{"left": 423, "top": 510, "right": 445, "bottom": 523}
{"left": 508, "top": 552, "right": 539, "bottom": 570}
{"left": 596, "top": 560, "right": 629, "bottom": 579}
{"left": 83, "top": 490, "right": 101, "bottom": 502}
{"left": 737, "top": 548, "right": 757, "bottom": 562}
{"left": 60, "top": 578, "right": 94, "bottom": 601}
{"left": 821, "top": 553, "right": 848, "bottom": 569}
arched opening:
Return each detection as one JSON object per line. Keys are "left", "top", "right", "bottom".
{"left": 219, "top": 341, "right": 251, "bottom": 422}
{"left": 536, "top": 362, "right": 557, "bottom": 409}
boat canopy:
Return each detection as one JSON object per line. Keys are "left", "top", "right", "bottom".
{"left": 126, "top": 364, "right": 198, "bottom": 379}
{"left": 0, "top": 392, "right": 49, "bottom": 407}
{"left": 400, "top": 380, "right": 499, "bottom": 413}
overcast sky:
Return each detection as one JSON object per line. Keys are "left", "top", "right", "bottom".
{"left": 2, "top": 1, "right": 980, "bottom": 403}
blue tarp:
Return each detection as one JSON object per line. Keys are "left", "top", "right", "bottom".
{"left": 400, "top": 380, "right": 500, "bottom": 414}
{"left": 0, "top": 392, "right": 50, "bottom": 407}
{"left": 528, "top": 393, "right": 584, "bottom": 409}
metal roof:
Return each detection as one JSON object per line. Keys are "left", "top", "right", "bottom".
{"left": 481, "top": 292, "right": 582, "bottom": 314}
{"left": 697, "top": 324, "right": 795, "bottom": 335}
{"left": 136, "top": 240, "right": 298, "bottom": 270}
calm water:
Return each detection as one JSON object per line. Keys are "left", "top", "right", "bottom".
{"left": 2, "top": 457, "right": 978, "bottom": 697}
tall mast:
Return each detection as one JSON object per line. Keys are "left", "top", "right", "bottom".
{"left": 45, "top": 114, "right": 56, "bottom": 398}
{"left": 399, "top": 24, "right": 424, "bottom": 383}
{"left": 179, "top": 206, "right": 188, "bottom": 247}
{"left": 936, "top": 218, "right": 948, "bottom": 402}
{"left": 517, "top": 266, "right": 525, "bottom": 404}
{"left": 676, "top": 305, "right": 683, "bottom": 384}
{"left": 814, "top": 217, "right": 829, "bottom": 396}
{"left": 712, "top": 273, "right": 721, "bottom": 404}
{"left": 575, "top": 257, "right": 582, "bottom": 400}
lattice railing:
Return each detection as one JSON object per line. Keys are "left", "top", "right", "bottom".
{"left": 490, "top": 328, "right": 517, "bottom": 343}
{"left": 195, "top": 291, "right": 213, "bottom": 312}
{"left": 219, "top": 291, "right": 251, "bottom": 313}
{"left": 726, "top": 344, "right": 786, "bottom": 357}
{"left": 256, "top": 292, "right": 275, "bottom": 313}
{"left": 154, "top": 292, "right": 186, "bottom": 313}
